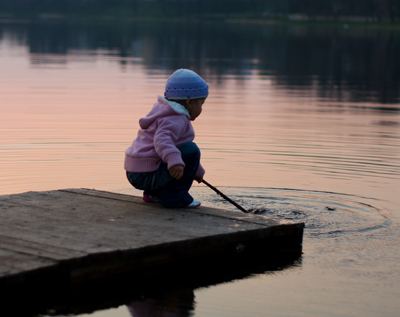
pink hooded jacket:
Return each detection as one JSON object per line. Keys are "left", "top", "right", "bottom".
{"left": 124, "top": 96, "right": 205, "bottom": 179}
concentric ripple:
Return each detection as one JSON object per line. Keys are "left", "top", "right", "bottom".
{"left": 191, "top": 187, "right": 390, "bottom": 239}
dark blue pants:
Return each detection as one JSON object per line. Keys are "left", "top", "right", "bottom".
{"left": 126, "top": 142, "right": 200, "bottom": 208}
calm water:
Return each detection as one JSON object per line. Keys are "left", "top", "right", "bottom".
{"left": 1, "top": 20, "right": 400, "bottom": 316}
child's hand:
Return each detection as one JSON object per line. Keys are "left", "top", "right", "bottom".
{"left": 195, "top": 175, "right": 203, "bottom": 183}
{"left": 169, "top": 165, "right": 184, "bottom": 180}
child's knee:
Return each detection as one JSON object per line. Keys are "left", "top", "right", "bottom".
{"left": 178, "top": 142, "right": 200, "bottom": 157}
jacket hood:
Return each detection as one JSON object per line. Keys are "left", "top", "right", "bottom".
{"left": 139, "top": 95, "right": 190, "bottom": 129}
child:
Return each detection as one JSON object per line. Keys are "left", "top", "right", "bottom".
{"left": 124, "top": 69, "right": 208, "bottom": 208}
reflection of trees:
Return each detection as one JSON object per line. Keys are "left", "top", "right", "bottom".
{"left": 27, "top": 22, "right": 69, "bottom": 54}
{"left": 256, "top": 26, "right": 400, "bottom": 104}
{"left": 1, "top": 20, "right": 399, "bottom": 103}
{"left": 1, "top": 0, "right": 400, "bottom": 22}
{"left": 287, "top": 0, "right": 400, "bottom": 22}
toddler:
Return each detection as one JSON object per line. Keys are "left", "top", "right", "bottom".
{"left": 124, "top": 69, "right": 208, "bottom": 208}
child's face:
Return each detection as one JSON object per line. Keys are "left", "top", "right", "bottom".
{"left": 187, "top": 98, "right": 206, "bottom": 121}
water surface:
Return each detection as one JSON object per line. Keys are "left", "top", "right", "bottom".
{"left": 1, "top": 20, "right": 399, "bottom": 316}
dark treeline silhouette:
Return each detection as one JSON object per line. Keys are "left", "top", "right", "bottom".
{"left": 1, "top": 20, "right": 399, "bottom": 103}
{"left": 1, "top": 0, "right": 400, "bottom": 22}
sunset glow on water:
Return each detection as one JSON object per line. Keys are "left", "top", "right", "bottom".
{"left": 1, "top": 21, "right": 400, "bottom": 316}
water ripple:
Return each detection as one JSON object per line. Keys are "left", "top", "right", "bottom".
{"left": 192, "top": 187, "right": 390, "bottom": 239}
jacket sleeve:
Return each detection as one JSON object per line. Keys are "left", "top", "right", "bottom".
{"left": 153, "top": 115, "right": 187, "bottom": 169}
{"left": 196, "top": 163, "right": 205, "bottom": 179}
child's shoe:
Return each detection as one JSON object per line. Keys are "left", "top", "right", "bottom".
{"left": 184, "top": 200, "right": 201, "bottom": 208}
{"left": 142, "top": 194, "right": 159, "bottom": 203}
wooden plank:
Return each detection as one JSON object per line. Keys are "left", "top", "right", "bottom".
{"left": 63, "top": 188, "right": 280, "bottom": 226}
{"left": 0, "top": 191, "right": 270, "bottom": 248}
{"left": 0, "top": 249, "right": 56, "bottom": 275}
{"left": 0, "top": 189, "right": 304, "bottom": 289}
{"left": 0, "top": 234, "right": 86, "bottom": 260}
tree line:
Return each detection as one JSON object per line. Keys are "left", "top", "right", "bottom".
{"left": 0, "top": 0, "right": 399, "bottom": 23}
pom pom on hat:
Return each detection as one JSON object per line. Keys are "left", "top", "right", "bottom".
{"left": 164, "top": 69, "right": 209, "bottom": 100}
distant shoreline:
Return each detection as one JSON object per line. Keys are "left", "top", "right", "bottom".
{"left": 1, "top": 14, "right": 400, "bottom": 28}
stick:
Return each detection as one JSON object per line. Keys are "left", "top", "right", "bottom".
{"left": 201, "top": 179, "right": 250, "bottom": 213}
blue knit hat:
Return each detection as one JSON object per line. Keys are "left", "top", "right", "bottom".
{"left": 164, "top": 69, "right": 209, "bottom": 100}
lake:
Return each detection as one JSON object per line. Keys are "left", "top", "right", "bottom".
{"left": 1, "top": 19, "right": 400, "bottom": 316}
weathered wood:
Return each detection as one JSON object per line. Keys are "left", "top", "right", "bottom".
{"left": 0, "top": 188, "right": 304, "bottom": 290}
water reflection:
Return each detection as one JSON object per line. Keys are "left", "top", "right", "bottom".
{"left": 5, "top": 245, "right": 301, "bottom": 317}
{"left": 1, "top": 20, "right": 400, "bottom": 103}
{"left": 1, "top": 18, "right": 400, "bottom": 317}
{"left": 318, "top": 104, "right": 400, "bottom": 113}
{"left": 127, "top": 289, "right": 195, "bottom": 317}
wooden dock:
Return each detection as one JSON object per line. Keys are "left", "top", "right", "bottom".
{"left": 0, "top": 188, "right": 303, "bottom": 312}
